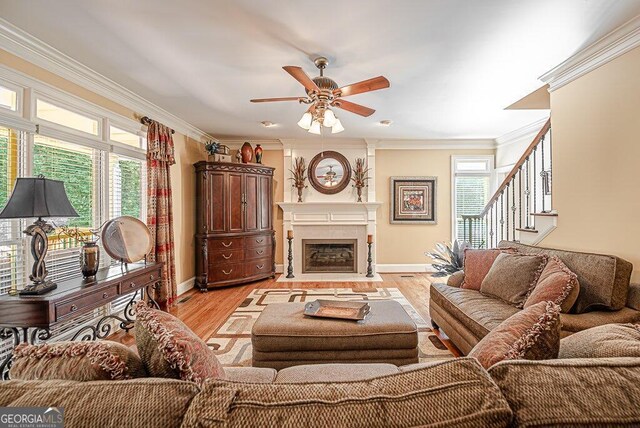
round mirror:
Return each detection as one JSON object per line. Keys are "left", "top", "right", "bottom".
{"left": 308, "top": 151, "right": 352, "bottom": 194}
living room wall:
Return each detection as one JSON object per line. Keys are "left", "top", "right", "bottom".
{"left": 375, "top": 148, "right": 495, "bottom": 267}
{"left": 0, "top": 49, "right": 208, "bottom": 287}
{"left": 541, "top": 45, "right": 640, "bottom": 282}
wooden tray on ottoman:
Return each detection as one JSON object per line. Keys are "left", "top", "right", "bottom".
{"left": 304, "top": 300, "right": 370, "bottom": 321}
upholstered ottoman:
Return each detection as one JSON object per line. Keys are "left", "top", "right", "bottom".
{"left": 251, "top": 300, "right": 419, "bottom": 370}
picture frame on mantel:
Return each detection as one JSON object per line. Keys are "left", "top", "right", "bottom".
{"left": 390, "top": 176, "right": 437, "bottom": 224}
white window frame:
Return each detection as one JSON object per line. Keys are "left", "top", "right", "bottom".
{"left": 32, "top": 92, "right": 104, "bottom": 140}
{"left": 0, "top": 78, "right": 24, "bottom": 117}
{"left": 450, "top": 155, "right": 495, "bottom": 242}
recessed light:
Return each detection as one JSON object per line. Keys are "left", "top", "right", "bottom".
{"left": 379, "top": 120, "right": 393, "bottom": 126}
{"left": 260, "top": 121, "right": 277, "bottom": 128}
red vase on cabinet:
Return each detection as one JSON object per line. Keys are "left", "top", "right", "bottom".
{"left": 241, "top": 142, "right": 253, "bottom": 163}
{"left": 254, "top": 144, "right": 263, "bottom": 164}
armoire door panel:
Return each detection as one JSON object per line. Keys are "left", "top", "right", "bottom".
{"left": 208, "top": 172, "right": 226, "bottom": 233}
{"left": 228, "top": 173, "right": 244, "bottom": 232}
{"left": 244, "top": 174, "right": 259, "bottom": 232}
{"left": 259, "top": 175, "right": 271, "bottom": 230}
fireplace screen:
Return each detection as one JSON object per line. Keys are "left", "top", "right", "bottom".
{"left": 302, "top": 239, "right": 357, "bottom": 273}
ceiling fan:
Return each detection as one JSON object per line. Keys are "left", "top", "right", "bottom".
{"left": 250, "top": 57, "right": 390, "bottom": 134}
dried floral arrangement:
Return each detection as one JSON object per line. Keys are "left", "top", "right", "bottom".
{"left": 56, "top": 225, "right": 100, "bottom": 245}
{"left": 351, "top": 158, "right": 370, "bottom": 202}
{"left": 204, "top": 140, "right": 220, "bottom": 155}
{"left": 289, "top": 157, "right": 308, "bottom": 202}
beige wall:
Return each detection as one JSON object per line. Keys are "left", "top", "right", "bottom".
{"left": 542, "top": 45, "right": 640, "bottom": 282}
{"left": 260, "top": 150, "right": 284, "bottom": 264}
{"left": 375, "top": 149, "right": 495, "bottom": 264}
{"left": 0, "top": 49, "right": 207, "bottom": 285}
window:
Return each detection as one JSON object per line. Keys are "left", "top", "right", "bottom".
{"left": 36, "top": 99, "right": 100, "bottom": 136}
{"left": 452, "top": 156, "right": 494, "bottom": 247}
{"left": 110, "top": 125, "right": 144, "bottom": 149}
{"left": 0, "top": 86, "right": 18, "bottom": 112}
{"left": 109, "top": 153, "right": 144, "bottom": 219}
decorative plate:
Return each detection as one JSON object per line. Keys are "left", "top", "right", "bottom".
{"left": 101, "top": 216, "right": 152, "bottom": 263}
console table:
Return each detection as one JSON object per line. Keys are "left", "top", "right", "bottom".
{"left": 0, "top": 262, "right": 163, "bottom": 379}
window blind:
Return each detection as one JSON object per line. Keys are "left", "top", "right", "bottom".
{"left": 455, "top": 175, "right": 491, "bottom": 246}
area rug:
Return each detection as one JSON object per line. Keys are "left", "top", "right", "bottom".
{"left": 206, "top": 287, "right": 454, "bottom": 367}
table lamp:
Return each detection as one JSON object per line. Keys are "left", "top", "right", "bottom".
{"left": 0, "top": 175, "right": 79, "bottom": 295}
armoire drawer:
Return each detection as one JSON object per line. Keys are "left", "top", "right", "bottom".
{"left": 209, "top": 249, "right": 245, "bottom": 263}
{"left": 245, "top": 234, "right": 272, "bottom": 248}
{"left": 245, "top": 258, "right": 273, "bottom": 277}
{"left": 245, "top": 245, "right": 272, "bottom": 260}
{"left": 208, "top": 263, "right": 244, "bottom": 282}
{"left": 208, "top": 237, "right": 243, "bottom": 251}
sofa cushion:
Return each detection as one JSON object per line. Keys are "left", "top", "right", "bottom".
{"left": 559, "top": 323, "right": 640, "bottom": 359}
{"left": 134, "top": 301, "right": 225, "bottom": 384}
{"left": 9, "top": 341, "right": 146, "bottom": 381}
{"left": 524, "top": 256, "right": 580, "bottom": 313}
{"left": 468, "top": 301, "right": 561, "bottom": 369}
{"left": 489, "top": 358, "right": 640, "bottom": 427}
{"left": 182, "top": 358, "right": 512, "bottom": 428}
{"left": 224, "top": 367, "right": 276, "bottom": 384}
{"left": 10, "top": 340, "right": 147, "bottom": 381}
{"left": 0, "top": 378, "right": 199, "bottom": 428}
{"left": 275, "top": 363, "right": 400, "bottom": 383}
{"left": 480, "top": 253, "right": 548, "bottom": 308}
{"left": 461, "top": 248, "right": 516, "bottom": 290}
{"left": 560, "top": 306, "right": 640, "bottom": 334}
{"left": 499, "top": 241, "right": 633, "bottom": 313}
{"left": 430, "top": 283, "right": 520, "bottom": 339}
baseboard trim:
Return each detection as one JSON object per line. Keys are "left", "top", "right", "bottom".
{"left": 275, "top": 264, "right": 284, "bottom": 274}
{"left": 177, "top": 277, "right": 195, "bottom": 296}
{"left": 376, "top": 264, "right": 433, "bottom": 273}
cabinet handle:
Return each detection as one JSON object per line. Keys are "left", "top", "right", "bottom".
{"left": 102, "top": 293, "right": 109, "bottom": 299}
{"left": 256, "top": 249, "right": 264, "bottom": 255}
{"left": 256, "top": 238, "right": 264, "bottom": 243}
{"left": 222, "top": 241, "right": 232, "bottom": 248}
{"left": 70, "top": 305, "right": 78, "bottom": 312}
{"left": 130, "top": 282, "right": 136, "bottom": 288}
{"left": 222, "top": 253, "right": 232, "bottom": 260}
{"left": 256, "top": 264, "right": 264, "bottom": 269}
{"left": 150, "top": 274, "right": 154, "bottom": 280}
{"left": 222, "top": 269, "right": 233, "bottom": 275}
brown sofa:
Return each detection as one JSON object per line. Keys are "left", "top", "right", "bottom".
{"left": 430, "top": 241, "right": 640, "bottom": 354}
{"left": 1, "top": 357, "right": 639, "bottom": 427}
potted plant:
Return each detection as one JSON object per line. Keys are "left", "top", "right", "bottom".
{"left": 350, "top": 158, "right": 370, "bottom": 202}
{"left": 425, "top": 241, "right": 469, "bottom": 277}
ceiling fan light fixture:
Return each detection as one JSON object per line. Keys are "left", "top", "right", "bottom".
{"left": 308, "top": 120, "right": 322, "bottom": 135}
{"left": 297, "top": 112, "right": 313, "bottom": 130}
{"left": 323, "top": 109, "right": 337, "bottom": 127}
{"left": 331, "top": 119, "right": 344, "bottom": 134}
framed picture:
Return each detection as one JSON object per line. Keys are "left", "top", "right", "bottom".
{"left": 390, "top": 176, "right": 437, "bottom": 224}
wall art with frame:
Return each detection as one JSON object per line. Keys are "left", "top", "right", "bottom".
{"left": 389, "top": 176, "right": 437, "bottom": 224}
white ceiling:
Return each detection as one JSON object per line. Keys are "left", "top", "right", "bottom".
{"left": 1, "top": 0, "right": 639, "bottom": 140}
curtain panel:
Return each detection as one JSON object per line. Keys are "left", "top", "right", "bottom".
{"left": 146, "top": 120, "right": 177, "bottom": 308}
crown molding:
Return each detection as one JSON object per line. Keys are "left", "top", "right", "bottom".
{"left": 495, "top": 117, "right": 548, "bottom": 148}
{"left": 217, "top": 139, "right": 283, "bottom": 150}
{"left": 540, "top": 15, "right": 640, "bottom": 92}
{"left": 374, "top": 139, "right": 496, "bottom": 150}
{"left": 0, "top": 18, "right": 213, "bottom": 142}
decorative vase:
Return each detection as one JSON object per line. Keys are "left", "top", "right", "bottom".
{"left": 254, "top": 144, "right": 263, "bottom": 164}
{"left": 80, "top": 242, "right": 100, "bottom": 278}
{"left": 241, "top": 142, "right": 253, "bottom": 163}
{"left": 356, "top": 186, "right": 363, "bottom": 203}
{"left": 296, "top": 186, "right": 304, "bottom": 203}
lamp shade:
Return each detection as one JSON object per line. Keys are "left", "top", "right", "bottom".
{"left": 0, "top": 177, "right": 79, "bottom": 219}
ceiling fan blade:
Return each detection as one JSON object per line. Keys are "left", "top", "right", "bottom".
{"left": 250, "top": 97, "right": 304, "bottom": 103}
{"left": 332, "top": 99, "right": 375, "bottom": 117}
{"left": 283, "top": 66, "right": 320, "bottom": 93}
{"left": 334, "top": 76, "right": 390, "bottom": 97}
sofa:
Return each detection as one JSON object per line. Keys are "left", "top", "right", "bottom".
{"left": 1, "top": 356, "right": 639, "bottom": 427}
{"left": 430, "top": 241, "right": 640, "bottom": 355}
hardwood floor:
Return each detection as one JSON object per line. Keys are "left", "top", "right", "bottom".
{"left": 109, "top": 273, "right": 462, "bottom": 357}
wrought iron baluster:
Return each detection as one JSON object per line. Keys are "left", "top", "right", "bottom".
{"left": 518, "top": 168, "right": 523, "bottom": 229}
{"left": 540, "top": 135, "right": 546, "bottom": 212}
{"left": 548, "top": 127, "right": 553, "bottom": 210}
{"left": 500, "top": 193, "right": 504, "bottom": 241}
{"left": 525, "top": 157, "right": 531, "bottom": 227}
{"left": 489, "top": 206, "right": 494, "bottom": 248}
{"left": 506, "top": 185, "right": 510, "bottom": 241}
{"left": 533, "top": 147, "right": 537, "bottom": 215}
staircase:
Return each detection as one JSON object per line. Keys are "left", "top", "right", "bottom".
{"left": 462, "top": 118, "right": 555, "bottom": 248}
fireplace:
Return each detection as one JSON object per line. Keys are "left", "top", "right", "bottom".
{"left": 302, "top": 239, "right": 357, "bottom": 273}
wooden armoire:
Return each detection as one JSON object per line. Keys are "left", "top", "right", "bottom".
{"left": 194, "top": 161, "right": 275, "bottom": 290}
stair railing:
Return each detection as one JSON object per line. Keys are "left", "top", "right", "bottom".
{"left": 462, "top": 118, "right": 552, "bottom": 248}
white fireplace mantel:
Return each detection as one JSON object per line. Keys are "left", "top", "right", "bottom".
{"left": 277, "top": 201, "right": 382, "bottom": 281}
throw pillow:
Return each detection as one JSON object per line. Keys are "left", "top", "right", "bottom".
{"left": 480, "top": 252, "right": 548, "bottom": 307}
{"left": 9, "top": 341, "right": 146, "bottom": 381}
{"left": 134, "top": 301, "right": 225, "bottom": 384}
{"left": 523, "top": 256, "right": 580, "bottom": 312}
{"left": 468, "top": 301, "right": 561, "bottom": 369}
{"left": 461, "top": 248, "right": 516, "bottom": 290}
{"left": 559, "top": 323, "right": 640, "bottom": 359}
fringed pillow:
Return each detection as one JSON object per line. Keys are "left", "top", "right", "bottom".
{"left": 461, "top": 247, "right": 517, "bottom": 290}
{"left": 468, "top": 301, "right": 561, "bottom": 369}
{"left": 9, "top": 341, "right": 146, "bottom": 381}
{"left": 523, "top": 256, "right": 580, "bottom": 312}
{"left": 480, "top": 253, "right": 548, "bottom": 307}
{"left": 134, "top": 301, "right": 225, "bottom": 385}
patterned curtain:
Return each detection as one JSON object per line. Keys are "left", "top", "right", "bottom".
{"left": 146, "top": 120, "right": 177, "bottom": 308}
